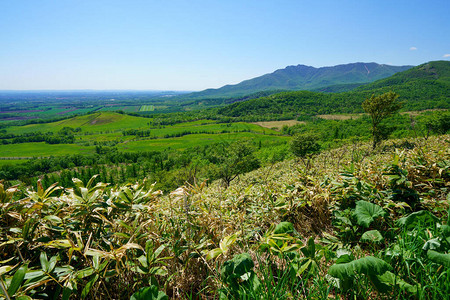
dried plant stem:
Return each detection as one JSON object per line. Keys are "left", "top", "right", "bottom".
{"left": 14, "top": 241, "right": 25, "bottom": 263}
{"left": 0, "top": 278, "right": 10, "bottom": 300}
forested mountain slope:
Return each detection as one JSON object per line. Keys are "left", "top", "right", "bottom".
{"left": 217, "top": 61, "right": 449, "bottom": 119}
{"left": 184, "top": 62, "right": 412, "bottom": 99}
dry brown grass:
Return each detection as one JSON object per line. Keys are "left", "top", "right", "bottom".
{"left": 252, "top": 120, "right": 305, "bottom": 130}
{"left": 401, "top": 109, "right": 448, "bottom": 116}
{"left": 316, "top": 114, "right": 363, "bottom": 120}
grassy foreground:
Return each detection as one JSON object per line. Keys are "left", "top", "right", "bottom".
{"left": 0, "top": 135, "right": 449, "bottom": 299}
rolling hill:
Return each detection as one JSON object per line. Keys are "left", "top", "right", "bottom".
{"left": 217, "top": 61, "right": 450, "bottom": 118}
{"left": 184, "top": 62, "right": 412, "bottom": 99}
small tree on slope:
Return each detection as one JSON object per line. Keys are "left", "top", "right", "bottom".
{"left": 362, "top": 91, "right": 402, "bottom": 149}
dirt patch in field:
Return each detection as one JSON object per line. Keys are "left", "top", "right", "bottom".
{"left": 316, "top": 114, "right": 363, "bottom": 120}
{"left": 252, "top": 120, "right": 305, "bottom": 130}
{"left": 88, "top": 113, "right": 117, "bottom": 125}
{"left": 401, "top": 109, "right": 448, "bottom": 116}
{"left": 57, "top": 108, "right": 78, "bottom": 115}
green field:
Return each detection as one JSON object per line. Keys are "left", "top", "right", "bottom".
{"left": 0, "top": 142, "right": 95, "bottom": 158}
{"left": 0, "top": 112, "right": 287, "bottom": 160}
{"left": 118, "top": 132, "right": 289, "bottom": 152}
{"left": 99, "top": 105, "right": 140, "bottom": 112}
{"left": 0, "top": 159, "right": 25, "bottom": 166}
{"left": 5, "top": 112, "right": 280, "bottom": 143}
{"left": 139, "top": 105, "right": 155, "bottom": 112}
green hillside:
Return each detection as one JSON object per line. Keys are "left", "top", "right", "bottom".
{"left": 217, "top": 61, "right": 450, "bottom": 119}
{"left": 1, "top": 135, "right": 449, "bottom": 299}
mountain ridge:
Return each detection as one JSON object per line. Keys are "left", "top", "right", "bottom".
{"left": 184, "top": 62, "right": 413, "bottom": 99}
{"left": 216, "top": 60, "right": 450, "bottom": 118}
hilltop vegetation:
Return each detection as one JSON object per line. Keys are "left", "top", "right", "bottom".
{"left": 0, "top": 135, "right": 449, "bottom": 299}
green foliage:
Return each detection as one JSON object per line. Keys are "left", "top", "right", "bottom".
{"left": 0, "top": 134, "right": 449, "bottom": 299}
{"left": 130, "top": 285, "right": 168, "bottom": 300}
{"left": 427, "top": 250, "right": 450, "bottom": 267}
{"left": 290, "top": 133, "right": 321, "bottom": 158}
{"left": 328, "top": 256, "right": 392, "bottom": 292}
{"left": 424, "top": 110, "right": 450, "bottom": 135}
{"left": 362, "top": 91, "right": 402, "bottom": 148}
{"left": 353, "top": 200, "right": 386, "bottom": 228}
{"left": 397, "top": 210, "right": 439, "bottom": 229}
{"left": 360, "top": 230, "right": 384, "bottom": 243}
{"left": 206, "top": 141, "right": 260, "bottom": 187}
{"left": 220, "top": 253, "right": 260, "bottom": 299}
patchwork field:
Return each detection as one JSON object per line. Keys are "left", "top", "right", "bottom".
{"left": 139, "top": 105, "right": 155, "bottom": 111}
{"left": 0, "top": 112, "right": 287, "bottom": 162}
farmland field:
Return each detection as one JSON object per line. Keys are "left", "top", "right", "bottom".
{"left": 139, "top": 105, "right": 155, "bottom": 111}
{"left": 5, "top": 112, "right": 152, "bottom": 134}
{"left": 118, "top": 132, "right": 289, "bottom": 152}
{"left": 0, "top": 142, "right": 94, "bottom": 158}
{"left": 0, "top": 159, "right": 25, "bottom": 166}
{"left": 0, "top": 112, "right": 287, "bottom": 161}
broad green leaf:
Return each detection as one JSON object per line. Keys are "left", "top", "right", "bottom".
{"left": 151, "top": 245, "right": 166, "bottom": 261}
{"left": 422, "top": 238, "right": 441, "bottom": 251}
{"left": 40, "top": 252, "right": 49, "bottom": 272}
{"left": 48, "top": 255, "right": 58, "bottom": 273}
{"left": 76, "top": 267, "right": 94, "bottom": 279}
{"left": 328, "top": 256, "right": 391, "bottom": 279}
{"left": 7, "top": 264, "right": 27, "bottom": 297}
{"left": 221, "top": 253, "right": 254, "bottom": 282}
{"left": 138, "top": 255, "right": 148, "bottom": 268}
{"left": 220, "top": 234, "right": 237, "bottom": 253}
{"left": 360, "top": 230, "right": 384, "bottom": 243}
{"left": 427, "top": 250, "right": 450, "bottom": 267}
{"left": 130, "top": 285, "right": 168, "bottom": 300}
{"left": 206, "top": 248, "right": 223, "bottom": 260}
{"left": 148, "top": 266, "right": 168, "bottom": 276}
{"left": 377, "top": 271, "right": 418, "bottom": 294}
{"left": 81, "top": 274, "right": 99, "bottom": 299}
{"left": 300, "top": 237, "right": 316, "bottom": 258}
{"left": 62, "top": 287, "right": 72, "bottom": 300}
{"left": 397, "top": 210, "right": 439, "bottom": 228}
{"left": 296, "top": 259, "right": 312, "bottom": 276}
{"left": 274, "top": 222, "right": 295, "bottom": 234}
{"left": 353, "top": 200, "right": 386, "bottom": 228}
{"left": 0, "top": 265, "right": 14, "bottom": 276}
{"left": 117, "top": 220, "right": 132, "bottom": 231}
{"left": 44, "top": 215, "right": 62, "bottom": 224}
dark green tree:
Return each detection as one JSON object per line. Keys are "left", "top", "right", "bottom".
{"left": 207, "top": 141, "right": 260, "bottom": 188}
{"left": 290, "top": 133, "right": 321, "bottom": 168}
{"left": 362, "top": 91, "right": 402, "bottom": 149}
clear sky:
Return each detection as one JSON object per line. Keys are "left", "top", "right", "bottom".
{"left": 0, "top": 0, "right": 449, "bottom": 91}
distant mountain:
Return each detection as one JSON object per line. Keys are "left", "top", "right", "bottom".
{"left": 217, "top": 61, "right": 450, "bottom": 118}
{"left": 185, "top": 62, "right": 413, "bottom": 99}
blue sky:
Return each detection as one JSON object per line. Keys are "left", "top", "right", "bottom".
{"left": 0, "top": 0, "right": 449, "bottom": 90}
